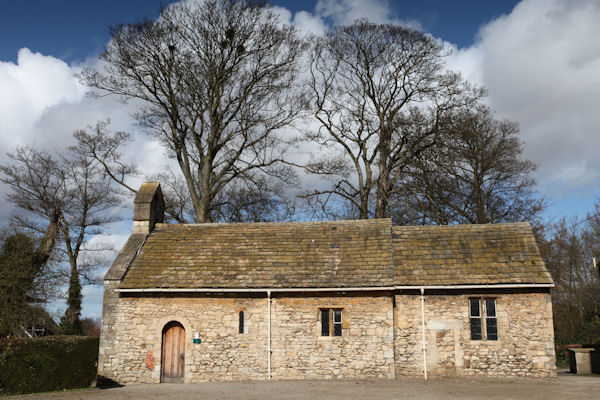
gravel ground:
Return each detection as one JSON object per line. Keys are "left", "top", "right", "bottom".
{"left": 5, "top": 370, "right": 599, "bottom": 400}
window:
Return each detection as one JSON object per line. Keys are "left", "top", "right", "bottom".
{"left": 321, "top": 309, "right": 330, "bottom": 336}
{"left": 469, "top": 298, "right": 498, "bottom": 341}
{"left": 239, "top": 311, "right": 244, "bottom": 334}
{"left": 320, "top": 308, "right": 343, "bottom": 337}
{"left": 485, "top": 299, "right": 498, "bottom": 340}
{"left": 469, "top": 298, "right": 482, "bottom": 340}
{"left": 333, "top": 310, "right": 342, "bottom": 336}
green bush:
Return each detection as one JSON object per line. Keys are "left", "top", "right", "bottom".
{"left": 0, "top": 336, "right": 99, "bottom": 395}
{"left": 555, "top": 347, "right": 570, "bottom": 369}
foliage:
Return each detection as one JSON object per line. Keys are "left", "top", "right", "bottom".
{"left": 554, "top": 347, "right": 570, "bottom": 369}
{"left": 58, "top": 270, "right": 84, "bottom": 335}
{"left": 0, "top": 234, "right": 38, "bottom": 337}
{"left": 0, "top": 212, "right": 60, "bottom": 338}
{"left": 0, "top": 135, "right": 123, "bottom": 335}
{"left": 0, "top": 336, "right": 99, "bottom": 395}
{"left": 80, "top": 318, "right": 101, "bottom": 337}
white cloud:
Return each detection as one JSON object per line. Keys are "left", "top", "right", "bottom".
{"left": 0, "top": 48, "right": 86, "bottom": 149}
{"left": 444, "top": 45, "right": 484, "bottom": 86}
{"left": 464, "top": 0, "right": 600, "bottom": 195}
{"left": 314, "top": 0, "right": 421, "bottom": 29}
{"left": 0, "top": 49, "right": 173, "bottom": 224}
{"left": 271, "top": 5, "right": 293, "bottom": 25}
{"left": 293, "top": 11, "right": 327, "bottom": 36}
{"left": 303, "top": 0, "right": 600, "bottom": 206}
{"left": 316, "top": 0, "right": 389, "bottom": 25}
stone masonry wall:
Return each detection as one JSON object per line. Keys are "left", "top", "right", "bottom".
{"left": 98, "top": 290, "right": 268, "bottom": 383}
{"left": 270, "top": 294, "right": 395, "bottom": 379}
{"left": 394, "top": 293, "right": 424, "bottom": 376}
{"left": 394, "top": 291, "right": 556, "bottom": 378}
{"left": 97, "top": 280, "right": 120, "bottom": 382}
{"left": 99, "top": 286, "right": 555, "bottom": 383}
{"left": 98, "top": 290, "right": 395, "bottom": 383}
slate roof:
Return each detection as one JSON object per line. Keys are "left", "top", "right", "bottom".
{"left": 392, "top": 223, "right": 553, "bottom": 285}
{"left": 119, "top": 219, "right": 394, "bottom": 289}
{"left": 116, "top": 219, "right": 553, "bottom": 289}
{"left": 105, "top": 234, "right": 148, "bottom": 280}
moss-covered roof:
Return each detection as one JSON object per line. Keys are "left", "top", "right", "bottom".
{"left": 392, "top": 223, "right": 552, "bottom": 285}
{"left": 119, "top": 219, "right": 394, "bottom": 289}
{"left": 116, "top": 220, "right": 553, "bottom": 289}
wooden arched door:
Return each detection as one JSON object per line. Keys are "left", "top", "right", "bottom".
{"left": 161, "top": 321, "right": 185, "bottom": 383}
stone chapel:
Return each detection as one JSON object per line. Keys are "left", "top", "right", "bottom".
{"left": 98, "top": 182, "right": 556, "bottom": 384}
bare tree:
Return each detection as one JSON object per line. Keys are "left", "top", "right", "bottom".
{"left": 74, "top": 122, "right": 290, "bottom": 224}
{"left": 81, "top": 317, "right": 102, "bottom": 337}
{"left": 537, "top": 214, "right": 600, "bottom": 352}
{"left": 80, "top": 0, "right": 307, "bottom": 223}
{"left": 0, "top": 145, "right": 122, "bottom": 334}
{"left": 147, "top": 168, "right": 195, "bottom": 223}
{"left": 305, "top": 20, "right": 480, "bottom": 219}
{"left": 394, "top": 105, "right": 544, "bottom": 225}
{"left": 71, "top": 120, "right": 138, "bottom": 194}
{"left": 212, "top": 176, "right": 294, "bottom": 222}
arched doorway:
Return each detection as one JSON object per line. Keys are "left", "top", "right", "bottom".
{"left": 161, "top": 321, "right": 185, "bottom": 383}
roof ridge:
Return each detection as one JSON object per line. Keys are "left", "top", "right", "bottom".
{"left": 392, "top": 222, "right": 531, "bottom": 230}
{"left": 154, "top": 218, "right": 392, "bottom": 228}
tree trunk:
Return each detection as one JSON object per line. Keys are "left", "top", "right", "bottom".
{"left": 375, "top": 130, "right": 392, "bottom": 219}
{"left": 62, "top": 260, "right": 83, "bottom": 335}
{"left": 32, "top": 208, "right": 61, "bottom": 269}
{"left": 197, "top": 156, "right": 213, "bottom": 223}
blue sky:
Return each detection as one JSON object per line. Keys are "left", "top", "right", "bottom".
{"left": 1, "top": 1, "right": 520, "bottom": 63}
{"left": 1, "top": 0, "right": 599, "bottom": 319}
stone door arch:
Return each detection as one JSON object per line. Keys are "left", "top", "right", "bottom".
{"left": 161, "top": 321, "right": 185, "bottom": 383}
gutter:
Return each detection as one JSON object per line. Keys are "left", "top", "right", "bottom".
{"left": 395, "top": 283, "right": 554, "bottom": 290}
{"left": 117, "top": 286, "right": 397, "bottom": 293}
{"left": 116, "top": 283, "right": 554, "bottom": 293}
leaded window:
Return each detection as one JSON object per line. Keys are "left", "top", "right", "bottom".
{"left": 321, "top": 309, "right": 330, "bottom": 336}
{"left": 333, "top": 310, "right": 342, "bottom": 336}
{"left": 470, "top": 298, "right": 498, "bottom": 341}
{"left": 470, "top": 298, "right": 482, "bottom": 340}
{"left": 486, "top": 299, "right": 498, "bottom": 340}
{"left": 239, "top": 311, "right": 244, "bottom": 334}
{"left": 321, "top": 308, "right": 343, "bottom": 337}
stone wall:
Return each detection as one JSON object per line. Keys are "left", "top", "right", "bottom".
{"left": 97, "top": 281, "right": 120, "bottom": 382}
{"left": 270, "top": 294, "right": 395, "bottom": 379}
{"left": 394, "top": 293, "right": 424, "bottom": 376}
{"left": 98, "top": 289, "right": 268, "bottom": 383}
{"left": 97, "top": 290, "right": 395, "bottom": 383}
{"left": 98, "top": 287, "right": 555, "bottom": 383}
{"left": 394, "top": 291, "right": 556, "bottom": 378}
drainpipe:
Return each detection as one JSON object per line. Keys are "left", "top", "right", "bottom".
{"left": 267, "top": 290, "right": 272, "bottom": 380}
{"left": 421, "top": 287, "right": 427, "bottom": 380}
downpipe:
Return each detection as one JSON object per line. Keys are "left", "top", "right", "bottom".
{"left": 267, "top": 290, "right": 272, "bottom": 380}
{"left": 421, "top": 287, "right": 427, "bottom": 380}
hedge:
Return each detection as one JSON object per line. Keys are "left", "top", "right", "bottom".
{"left": 0, "top": 336, "right": 99, "bottom": 395}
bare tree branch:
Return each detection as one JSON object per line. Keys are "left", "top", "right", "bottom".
{"left": 80, "top": 0, "right": 308, "bottom": 222}
{"left": 306, "top": 20, "right": 480, "bottom": 219}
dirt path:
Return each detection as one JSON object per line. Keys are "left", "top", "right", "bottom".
{"left": 6, "top": 371, "right": 599, "bottom": 400}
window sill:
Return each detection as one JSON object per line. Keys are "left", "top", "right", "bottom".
{"left": 469, "top": 339, "right": 501, "bottom": 345}
{"left": 318, "top": 335, "right": 344, "bottom": 340}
